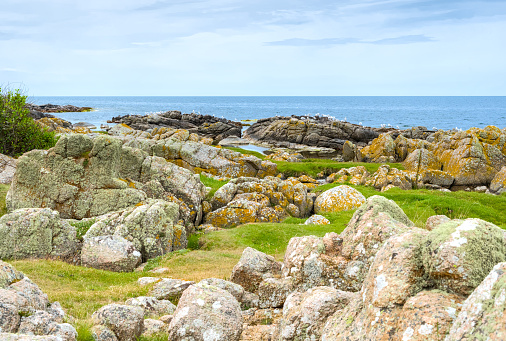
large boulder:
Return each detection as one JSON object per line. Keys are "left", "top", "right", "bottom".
{"left": 91, "top": 304, "right": 144, "bottom": 341}
{"left": 0, "top": 208, "right": 78, "bottom": 261}
{"left": 6, "top": 134, "right": 206, "bottom": 226}
{"left": 124, "top": 296, "right": 176, "bottom": 318}
{"left": 422, "top": 218, "right": 506, "bottom": 296}
{"left": 168, "top": 282, "right": 243, "bottom": 341}
{"left": 230, "top": 247, "right": 282, "bottom": 293}
{"left": 83, "top": 199, "right": 182, "bottom": 261}
{"left": 490, "top": 166, "right": 506, "bottom": 193}
{"left": 81, "top": 235, "right": 142, "bottom": 272}
{"left": 149, "top": 278, "right": 195, "bottom": 301}
{"left": 446, "top": 262, "right": 506, "bottom": 340}
{"left": 314, "top": 185, "right": 366, "bottom": 214}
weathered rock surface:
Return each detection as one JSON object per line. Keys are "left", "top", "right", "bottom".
{"left": 149, "top": 278, "right": 195, "bottom": 301}
{"left": 0, "top": 261, "right": 75, "bottom": 340}
{"left": 0, "top": 154, "right": 17, "bottom": 184}
{"left": 198, "top": 278, "right": 245, "bottom": 302}
{"left": 0, "top": 208, "right": 78, "bottom": 261}
{"left": 244, "top": 116, "right": 380, "bottom": 150}
{"left": 423, "top": 218, "right": 506, "bottom": 296}
{"left": 280, "top": 287, "right": 354, "bottom": 341}
{"left": 124, "top": 296, "right": 176, "bottom": 318}
{"left": 490, "top": 166, "right": 506, "bottom": 193}
{"left": 6, "top": 134, "right": 206, "bottom": 227}
{"left": 83, "top": 199, "right": 182, "bottom": 262}
{"left": 91, "top": 304, "right": 144, "bottom": 341}
{"left": 110, "top": 111, "right": 243, "bottom": 142}
{"left": 446, "top": 262, "right": 506, "bottom": 340}
{"left": 304, "top": 214, "right": 330, "bottom": 225}
{"left": 314, "top": 185, "right": 365, "bottom": 214}
{"left": 81, "top": 235, "right": 142, "bottom": 272}
{"left": 206, "top": 176, "right": 314, "bottom": 227}
{"left": 230, "top": 247, "right": 282, "bottom": 293}
{"left": 264, "top": 149, "right": 303, "bottom": 162}
{"left": 168, "top": 282, "right": 243, "bottom": 341}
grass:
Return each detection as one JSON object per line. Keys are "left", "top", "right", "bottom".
{"left": 0, "top": 184, "right": 8, "bottom": 218}
{"left": 274, "top": 159, "right": 405, "bottom": 178}
{"left": 69, "top": 219, "right": 96, "bottom": 241}
{"left": 199, "top": 174, "right": 229, "bottom": 199}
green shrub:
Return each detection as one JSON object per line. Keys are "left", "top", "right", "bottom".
{"left": 0, "top": 88, "right": 57, "bottom": 156}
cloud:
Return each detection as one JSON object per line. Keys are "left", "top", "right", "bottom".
{"left": 266, "top": 35, "right": 435, "bottom": 46}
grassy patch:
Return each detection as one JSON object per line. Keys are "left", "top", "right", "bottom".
{"left": 274, "top": 159, "right": 404, "bottom": 178}
{"left": 69, "top": 219, "right": 96, "bottom": 241}
{"left": 224, "top": 147, "right": 266, "bottom": 160}
{"left": 199, "top": 174, "right": 229, "bottom": 199}
{"left": 0, "top": 184, "right": 8, "bottom": 218}
{"left": 313, "top": 183, "right": 506, "bottom": 228}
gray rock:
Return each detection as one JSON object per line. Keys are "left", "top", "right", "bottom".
{"left": 198, "top": 278, "right": 245, "bottom": 302}
{"left": 91, "top": 325, "right": 118, "bottom": 341}
{"left": 230, "top": 247, "right": 282, "bottom": 293}
{"left": 168, "top": 282, "right": 243, "bottom": 341}
{"left": 0, "top": 303, "right": 20, "bottom": 333}
{"left": 124, "top": 296, "right": 176, "bottom": 317}
{"left": 149, "top": 278, "right": 195, "bottom": 301}
{"left": 218, "top": 136, "right": 250, "bottom": 146}
{"left": 81, "top": 235, "right": 142, "bottom": 272}
{"left": 0, "top": 154, "right": 17, "bottom": 184}
{"left": 257, "top": 278, "right": 295, "bottom": 309}
{"left": 0, "top": 208, "right": 78, "bottom": 261}
{"left": 18, "top": 310, "right": 77, "bottom": 341}
{"left": 91, "top": 304, "right": 144, "bottom": 341}
{"left": 142, "top": 319, "right": 168, "bottom": 336}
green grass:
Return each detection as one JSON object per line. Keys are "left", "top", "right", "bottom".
{"left": 0, "top": 184, "right": 8, "bottom": 218}
{"left": 199, "top": 174, "right": 229, "bottom": 199}
{"left": 224, "top": 147, "right": 266, "bottom": 160}
{"left": 69, "top": 219, "right": 96, "bottom": 241}
{"left": 314, "top": 183, "right": 506, "bottom": 228}
{"left": 274, "top": 159, "right": 404, "bottom": 178}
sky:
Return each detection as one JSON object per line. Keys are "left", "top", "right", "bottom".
{"left": 1, "top": 0, "right": 505, "bottom": 96}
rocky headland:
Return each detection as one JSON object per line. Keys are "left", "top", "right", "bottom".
{"left": 1, "top": 111, "right": 506, "bottom": 340}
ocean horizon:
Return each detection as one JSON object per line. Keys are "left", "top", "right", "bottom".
{"left": 30, "top": 96, "right": 506, "bottom": 131}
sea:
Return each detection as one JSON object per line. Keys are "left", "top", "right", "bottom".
{"left": 29, "top": 96, "right": 506, "bottom": 131}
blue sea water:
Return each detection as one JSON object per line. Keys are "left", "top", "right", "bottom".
{"left": 29, "top": 96, "right": 506, "bottom": 131}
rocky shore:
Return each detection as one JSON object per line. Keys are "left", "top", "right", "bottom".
{"left": 26, "top": 103, "right": 92, "bottom": 120}
{"left": 1, "top": 110, "right": 506, "bottom": 340}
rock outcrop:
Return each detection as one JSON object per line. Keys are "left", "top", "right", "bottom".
{"left": 110, "top": 111, "right": 242, "bottom": 143}
{"left": 244, "top": 116, "right": 380, "bottom": 150}
{"left": 91, "top": 304, "right": 144, "bottom": 341}
{"left": 6, "top": 134, "right": 206, "bottom": 227}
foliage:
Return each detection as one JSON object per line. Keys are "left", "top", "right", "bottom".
{"left": 0, "top": 184, "right": 8, "bottom": 218}
{"left": 0, "top": 88, "right": 57, "bottom": 156}
{"left": 69, "top": 219, "right": 96, "bottom": 241}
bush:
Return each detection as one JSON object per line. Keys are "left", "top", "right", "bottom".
{"left": 0, "top": 88, "right": 57, "bottom": 156}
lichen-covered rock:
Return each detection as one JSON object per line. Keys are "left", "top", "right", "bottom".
{"left": 6, "top": 134, "right": 206, "bottom": 227}
{"left": 422, "top": 218, "right": 506, "bottom": 296}
{"left": 168, "top": 282, "right": 243, "bottom": 341}
{"left": 361, "top": 231, "right": 427, "bottom": 308}
{"left": 142, "top": 319, "right": 168, "bottom": 336}
{"left": 365, "top": 165, "right": 413, "bottom": 191}
{"left": 84, "top": 199, "right": 181, "bottom": 261}
{"left": 81, "top": 235, "right": 141, "bottom": 272}
{"left": 425, "top": 215, "right": 450, "bottom": 231}
{"left": 446, "top": 262, "right": 506, "bottom": 340}
{"left": 360, "top": 133, "right": 396, "bottom": 163}
{"left": 91, "top": 325, "right": 118, "bottom": 341}
{"left": 0, "top": 303, "right": 20, "bottom": 333}
{"left": 0, "top": 261, "right": 24, "bottom": 289}
{"left": 0, "top": 334, "right": 63, "bottom": 340}
{"left": 17, "top": 310, "right": 77, "bottom": 341}
{"left": 280, "top": 287, "right": 354, "bottom": 341}
{"left": 433, "top": 127, "right": 506, "bottom": 186}
{"left": 149, "top": 278, "right": 195, "bottom": 301}
{"left": 264, "top": 149, "right": 303, "bottom": 162}
{"left": 403, "top": 148, "right": 441, "bottom": 172}
{"left": 198, "top": 278, "right": 245, "bottom": 302}
{"left": 304, "top": 215, "right": 330, "bottom": 225}
{"left": 0, "top": 154, "right": 17, "bottom": 184}
{"left": 396, "top": 290, "right": 463, "bottom": 341}
{"left": 91, "top": 304, "right": 144, "bottom": 341}
{"left": 240, "top": 308, "right": 283, "bottom": 341}
{"left": 490, "top": 166, "right": 506, "bottom": 193}
{"left": 230, "top": 247, "right": 282, "bottom": 293}
{"left": 314, "top": 185, "right": 365, "bottom": 214}
{"left": 257, "top": 278, "right": 294, "bottom": 308}
{"left": 0, "top": 208, "right": 78, "bottom": 261}
{"left": 124, "top": 296, "right": 176, "bottom": 318}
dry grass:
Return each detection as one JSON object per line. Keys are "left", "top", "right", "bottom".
{"left": 0, "top": 184, "right": 9, "bottom": 218}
